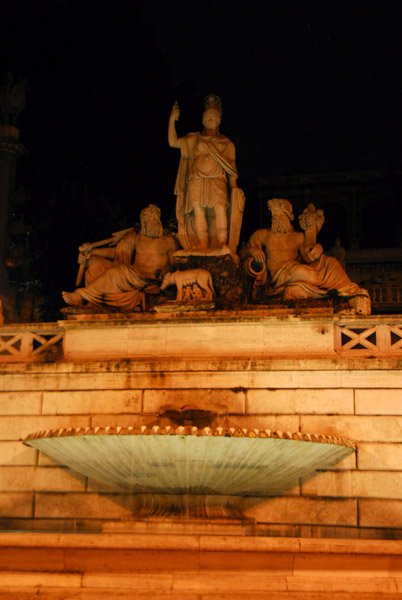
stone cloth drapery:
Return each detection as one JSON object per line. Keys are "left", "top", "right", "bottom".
{"left": 174, "top": 132, "right": 237, "bottom": 248}
{"left": 271, "top": 253, "right": 364, "bottom": 300}
{"left": 76, "top": 231, "right": 160, "bottom": 310}
{"left": 246, "top": 228, "right": 368, "bottom": 301}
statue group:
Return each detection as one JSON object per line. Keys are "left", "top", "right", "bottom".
{"left": 63, "top": 96, "right": 371, "bottom": 315}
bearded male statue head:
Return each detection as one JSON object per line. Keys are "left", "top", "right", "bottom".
{"left": 140, "top": 204, "right": 164, "bottom": 238}
{"left": 267, "top": 198, "right": 294, "bottom": 234}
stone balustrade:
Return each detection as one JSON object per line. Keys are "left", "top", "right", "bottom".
{"left": 0, "top": 324, "right": 63, "bottom": 362}
{"left": 0, "top": 314, "right": 401, "bottom": 362}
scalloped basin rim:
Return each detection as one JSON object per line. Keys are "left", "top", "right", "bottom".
{"left": 24, "top": 426, "right": 355, "bottom": 498}
{"left": 24, "top": 425, "right": 356, "bottom": 449}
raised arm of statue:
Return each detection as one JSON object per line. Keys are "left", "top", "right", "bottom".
{"left": 168, "top": 101, "right": 180, "bottom": 148}
{"left": 298, "top": 204, "right": 325, "bottom": 263}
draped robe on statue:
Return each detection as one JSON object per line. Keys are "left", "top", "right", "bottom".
{"left": 247, "top": 229, "right": 368, "bottom": 301}
{"left": 174, "top": 132, "right": 238, "bottom": 249}
{"left": 76, "top": 231, "right": 164, "bottom": 310}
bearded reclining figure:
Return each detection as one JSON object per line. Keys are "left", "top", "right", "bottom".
{"left": 62, "top": 204, "right": 177, "bottom": 310}
{"left": 240, "top": 198, "right": 371, "bottom": 315}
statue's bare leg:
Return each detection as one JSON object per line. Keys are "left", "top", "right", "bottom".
{"left": 215, "top": 205, "right": 228, "bottom": 246}
{"left": 193, "top": 205, "right": 208, "bottom": 249}
{"left": 62, "top": 291, "right": 84, "bottom": 306}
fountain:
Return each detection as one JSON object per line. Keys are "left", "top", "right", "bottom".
{"left": 24, "top": 408, "right": 355, "bottom": 533}
{"left": 26, "top": 96, "right": 363, "bottom": 534}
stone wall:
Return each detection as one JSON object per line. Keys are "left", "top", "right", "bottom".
{"left": 0, "top": 316, "right": 401, "bottom": 538}
{"left": 1, "top": 532, "right": 402, "bottom": 598}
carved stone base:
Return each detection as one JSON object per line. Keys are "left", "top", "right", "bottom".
{"left": 154, "top": 300, "right": 215, "bottom": 313}
{"left": 102, "top": 492, "right": 256, "bottom": 535}
{"left": 171, "top": 254, "right": 247, "bottom": 309}
{"left": 173, "top": 245, "right": 239, "bottom": 264}
{"left": 60, "top": 306, "right": 144, "bottom": 320}
{"left": 103, "top": 517, "right": 256, "bottom": 536}
{"left": 247, "top": 294, "right": 354, "bottom": 315}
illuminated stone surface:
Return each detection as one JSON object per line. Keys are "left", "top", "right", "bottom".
{"left": 0, "top": 318, "right": 401, "bottom": 538}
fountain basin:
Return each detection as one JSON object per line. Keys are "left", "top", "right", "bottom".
{"left": 24, "top": 425, "right": 355, "bottom": 497}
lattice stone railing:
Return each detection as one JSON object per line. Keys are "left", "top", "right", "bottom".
{"left": 0, "top": 319, "right": 402, "bottom": 361}
{"left": 334, "top": 323, "right": 402, "bottom": 355}
{"left": 0, "top": 325, "right": 63, "bottom": 361}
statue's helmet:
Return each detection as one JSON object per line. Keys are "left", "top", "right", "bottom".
{"left": 202, "top": 94, "right": 222, "bottom": 127}
{"left": 204, "top": 94, "right": 222, "bottom": 114}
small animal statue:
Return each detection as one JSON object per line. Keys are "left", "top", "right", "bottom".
{"left": 161, "top": 269, "right": 215, "bottom": 302}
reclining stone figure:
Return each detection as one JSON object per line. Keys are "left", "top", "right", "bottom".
{"left": 62, "top": 204, "right": 177, "bottom": 310}
{"left": 240, "top": 198, "right": 371, "bottom": 315}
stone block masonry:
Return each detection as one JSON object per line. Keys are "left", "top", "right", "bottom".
{"left": 0, "top": 315, "right": 401, "bottom": 538}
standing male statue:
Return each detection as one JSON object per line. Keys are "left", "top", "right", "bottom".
{"left": 240, "top": 198, "right": 371, "bottom": 314}
{"left": 62, "top": 204, "right": 177, "bottom": 310}
{"left": 168, "top": 95, "right": 244, "bottom": 252}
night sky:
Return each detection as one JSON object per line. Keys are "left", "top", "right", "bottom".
{"left": 1, "top": 0, "right": 402, "bottom": 306}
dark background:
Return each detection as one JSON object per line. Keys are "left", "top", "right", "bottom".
{"left": 1, "top": 0, "right": 401, "bottom": 314}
